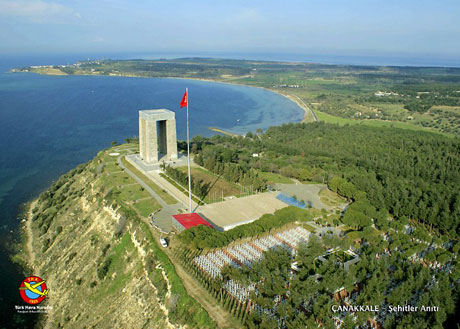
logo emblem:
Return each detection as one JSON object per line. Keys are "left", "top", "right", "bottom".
{"left": 19, "top": 276, "right": 49, "bottom": 304}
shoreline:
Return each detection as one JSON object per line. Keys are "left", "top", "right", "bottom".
{"left": 207, "top": 127, "right": 238, "bottom": 137}
{"left": 7, "top": 69, "right": 309, "bottom": 271}
{"left": 24, "top": 200, "right": 37, "bottom": 272}
{"left": 11, "top": 200, "right": 37, "bottom": 275}
{"left": 19, "top": 69, "right": 314, "bottom": 125}
{"left": 157, "top": 76, "right": 316, "bottom": 123}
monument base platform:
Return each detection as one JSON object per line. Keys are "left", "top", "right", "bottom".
{"left": 125, "top": 153, "right": 189, "bottom": 172}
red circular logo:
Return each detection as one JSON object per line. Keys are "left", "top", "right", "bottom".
{"left": 19, "top": 276, "right": 49, "bottom": 304}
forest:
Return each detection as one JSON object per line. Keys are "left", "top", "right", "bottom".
{"left": 178, "top": 206, "right": 312, "bottom": 250}
{"left": 218, "top": 234, "right": 460, "bottom": 329}
{"left": 162, "top": 164, "right": 210, "bottom": 201}
{"left": 189, "top": 123, "right": 460, "bottom": 236}
{"left": 174, "top": 121, "right": 460, "bottom": 328}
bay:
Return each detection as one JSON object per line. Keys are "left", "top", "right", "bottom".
{"left": 0, "top": 55, "right": 303, "bottom": 328}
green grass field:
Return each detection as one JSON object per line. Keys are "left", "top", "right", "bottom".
{"left": 133, "top": 198, "right": 161, "bottom": 217}
{"left": 101, "top": 172, "right": 132, "bottom": 188}
{"left": 118, "top": 184, "right": 152, "bottom": 202}
{"left": 319, "top": 189, "right": 346, "bottom": 207}
{"left": 316, "top": 110, "right": 454, "bottom": 137}
{"left": 104, "top": 161, "right": 121, "bottom": 173}
{"left": 301, "top": 223, "right": 317, "bottom": 232}
{"left": 121, "top": 157, "right": 177, "bottom": 205}
{"left": 159, "top": 173, "right": 204, "bottom": 205}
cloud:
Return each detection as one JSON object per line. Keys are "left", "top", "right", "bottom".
{"left": 91, "top": 35, "right": 105, "bottom": 43}
{"left": 0, "top": 0, "right": 80, "bottom": 23}
{"left": 234, "top": 8, "right": 265, "bottom": 23}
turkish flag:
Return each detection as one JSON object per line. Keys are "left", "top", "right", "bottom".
{"left": 180, "top": 90, "right": 187, "bottom": 108}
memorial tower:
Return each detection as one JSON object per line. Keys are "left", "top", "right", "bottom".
{"left": 139, "top": 109, "right": 178, "bottom": 163}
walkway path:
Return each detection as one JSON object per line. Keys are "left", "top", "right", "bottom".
{"left": 292, "top": 94, "right": 318, "bottom": 122}
{"left": 117, "top": 155, "right": 167, "bottom": 207}
{"left": 137, "top": 213, "right": 242, "bottom": 329}
{"left": 117, "top": 155, "right": 184, "bottom": 232}
{"left": 149, "top": 171, "right": 199, "bottom": 211}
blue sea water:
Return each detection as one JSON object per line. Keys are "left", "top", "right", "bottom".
{"left": 0, "top": 55, "right": 303, "bottom": 327}
{"left": 1, "top": 50, "right": 458, "bottom": 327}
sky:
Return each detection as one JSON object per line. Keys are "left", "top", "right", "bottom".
{"left": 1, "top": 0, "right": 459, "bottom": 60}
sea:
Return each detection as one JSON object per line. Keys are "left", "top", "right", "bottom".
{"left": 0, "top": 54, "right": 304, "bottom": 328}
{"left": 1, "top": 51, "right": 458, "bottom": 328}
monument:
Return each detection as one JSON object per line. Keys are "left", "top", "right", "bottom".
{"left": 139, "top": 109, "right": 178, "bottom": 163}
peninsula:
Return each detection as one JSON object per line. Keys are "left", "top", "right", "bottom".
{"left": 18, "top": 116, "right": 460, "bottom": 328}
{"left": 14, "top": 58, "right": 460, "bottom": 136}
{"left": 12, "top": 57, "right": 460, "bottom": 329}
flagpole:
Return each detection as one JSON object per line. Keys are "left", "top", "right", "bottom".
{"left": 186, "top": 88, "right": 192, "bottom": 213}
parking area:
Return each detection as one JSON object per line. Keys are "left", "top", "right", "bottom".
{"left": 273, "top": 183, "right": 330, "bottom": 210}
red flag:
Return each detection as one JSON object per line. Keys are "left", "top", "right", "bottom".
{"left": 180, "top": 90, "right": 187, "bottom": 108}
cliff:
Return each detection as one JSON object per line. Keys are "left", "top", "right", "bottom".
{"left": 21, "top": 145, "right": 215, "bottom": 329}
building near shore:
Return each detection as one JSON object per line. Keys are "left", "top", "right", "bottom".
{"left": 172, "top": 213, "right": 213, "bottom": 232}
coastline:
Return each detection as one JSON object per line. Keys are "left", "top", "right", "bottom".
{"left": 24, "top": 200, "right": 37, "bottom": 272}
{"left": 11, "top": 200, "right": 37, "bottom": 274}
{"left": 158, "top": 75, "right": 316, "bottom": 123}
{"left": 20, "top": 69, "right": 315, "bottom": 125}
{"left": 207, "top": 127, "right": 238, "bottom": 137}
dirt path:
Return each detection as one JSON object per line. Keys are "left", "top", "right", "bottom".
{"left": 284, "top": 93, "right": 318, "bottom": 122}
{"left": 171, "top": 255, "right": 242, "bottom": 329}
{"left": 144, "top": 216, "right": 242, "bottom": 329}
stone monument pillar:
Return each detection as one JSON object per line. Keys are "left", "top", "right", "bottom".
{"left": 139, "top": 109, "right": 178, "bottom": 163}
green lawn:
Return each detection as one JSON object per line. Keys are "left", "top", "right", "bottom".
{"left": 101, "top": 172, "right": 131, "bottom": 188}
{"left": 301, "top": 223, "right": 317, "bottom": 232}
{"left": 319, "top": 189, "right": 346, "bottom": 207}
{"left": 316, "top": 110, "right": 356, "bottom": 125}
{"left": 133, "top": 198, "right": 161, "bottom": 217}
{"left": 121, "top": 157, "right": 177, "bottom": 205}
{"left": 118, "top": 184, "right": 152, "bottom": 202}
{"left": 159, "top": 173, "right": 204, "bottom": 205}
{"left": 104, "top": 161, "right": 121, "bottom": 173}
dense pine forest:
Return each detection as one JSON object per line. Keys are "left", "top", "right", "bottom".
{"left": 182, "top": 123, "right": 460, "bottom": 328}
{"left": 190, "top": 123, "right": 460, "bottom": 235}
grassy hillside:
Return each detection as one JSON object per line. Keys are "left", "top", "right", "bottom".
{"left": 18, "top": 144, "right": 216, "bottom": 329}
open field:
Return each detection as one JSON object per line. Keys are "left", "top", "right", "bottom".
{"left": 118, "top": 184, "right": 152, "bottom": 202}
{"left": 101, "top": 171, "right": 131, "bottom": 188}
{"left": 315, "top": 110, "right": 454, "bottom": 137}
{"left": 319, "top": 188, "right": 347, "bottom": 208}
{"left": 28, "top": 67, "right": 68, "bottom": 75}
